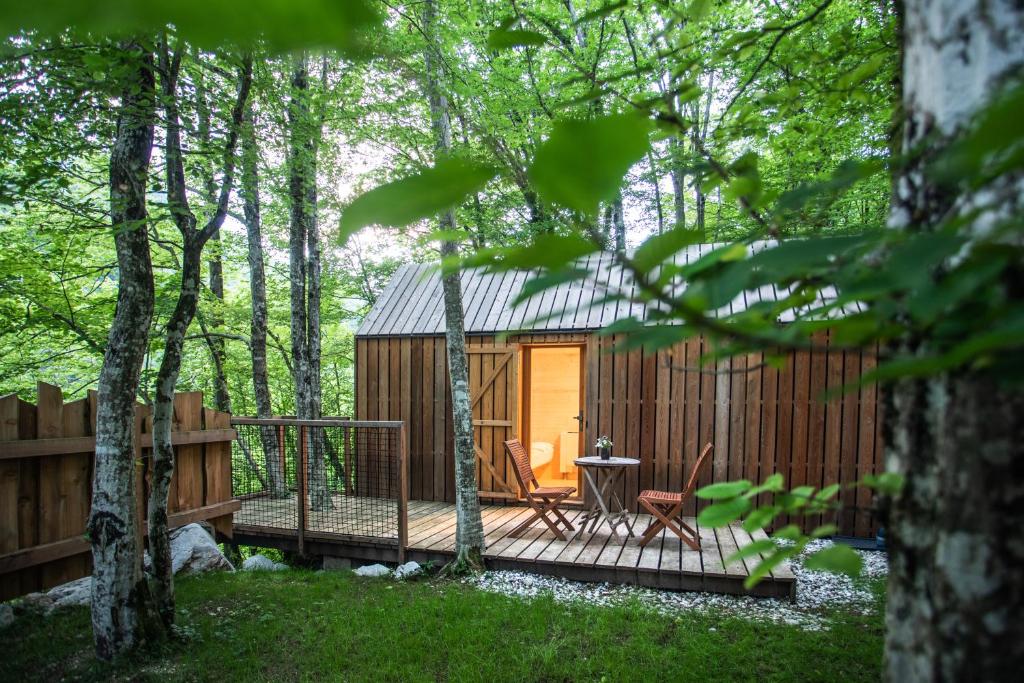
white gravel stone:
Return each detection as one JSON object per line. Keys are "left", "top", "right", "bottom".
{"left": 354, "top": 563, "right": 392, "bottom": 577}
{"left": 394, "top": 561, "right": 422, "bottom": 580}
{"left": 462, "top": 540, "right": 887, "bottom": 632}
{"left": 242, "top": 554, "right": 289, "bottom": 572}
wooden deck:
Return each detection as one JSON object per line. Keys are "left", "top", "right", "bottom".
{"left": 233, "top": 497, "right": 796, "bottom": 599}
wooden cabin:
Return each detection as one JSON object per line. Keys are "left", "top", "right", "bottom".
{"left": 355, "top": 242, "right": 883, "bottom": 538}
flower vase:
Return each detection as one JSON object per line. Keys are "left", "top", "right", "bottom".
{"left": 598, "top": 446, "right": 610, "bottom": 460}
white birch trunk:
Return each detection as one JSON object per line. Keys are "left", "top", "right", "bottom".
{"left": 90, "top": 39, "right": 158, "bottom": 660}
{"left": 423, "top": 0, "right": 485, "bottom": 567}
{"left": 885, "top": 2, "right": 1024, "bottom": 679}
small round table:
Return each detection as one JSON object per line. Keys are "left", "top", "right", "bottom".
{"left": 573, "top": 456, "right": 640, "bottom": 543}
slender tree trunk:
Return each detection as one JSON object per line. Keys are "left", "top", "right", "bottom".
{"left": 670, "top": 137, "right": 686, "bottom": 229}
{"left": 241, "top": 97, "right": 287, "bottom": 498}
{"left": 194, "top": 59, "right": 232, "bottom": 412}
{"left": 147, "top": 45, "right": 251, "bottom": 629}
{"left": 611, "top": 192, "right": 625, "bottom": 253}
{"left": 148, "top": 240, "right": 201, "bottom": 628}
{"left": 883, "top": 1, "right": 1024, "bottom": 679}
{"left": 423, "top": 0, "right": 484, "bottom": 571}
{"left": 647, "top": 151, "right": 664, "bottom": 234}
{"left": 690, "top": 72, "right": 714, "bottom": 240}
{"left": 206, "top": 228, "right": 231, "bottom": 412}
{"left": 288, "top": 54, "right": 329, "bottom": 511}
{"left": 89, "top": 39, "right": 160, "bottom": 660}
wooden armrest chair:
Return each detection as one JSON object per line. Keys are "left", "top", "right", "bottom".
{"left": 504, "top": 439, "right": 576, "bottom": 541}
{"left": 637, "top": 442, "right": 714, "bottom": 550}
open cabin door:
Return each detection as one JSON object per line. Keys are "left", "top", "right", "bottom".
{"left": 467, "top": 344, "right": 519, "bottom": 500}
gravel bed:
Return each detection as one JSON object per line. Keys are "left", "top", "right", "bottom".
{"left": 462, "top": 540, "right": 887, "bottom": 632}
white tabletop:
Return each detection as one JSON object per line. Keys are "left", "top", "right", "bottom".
{"left": 574, "top": 456, "right": 640, "bottom": 467}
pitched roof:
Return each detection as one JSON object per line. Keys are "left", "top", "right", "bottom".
{"left": 355, "top": 240, "right": 861, "bottom": 337}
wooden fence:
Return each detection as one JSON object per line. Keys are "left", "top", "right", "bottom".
{"left": 0, "top": 383, "right": 239, "bottom": 601}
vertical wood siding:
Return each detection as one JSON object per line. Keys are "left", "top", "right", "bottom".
{"left": 355, "top": 330, "right": 883, "bottom": 538}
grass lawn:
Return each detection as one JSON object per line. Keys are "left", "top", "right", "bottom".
{"left": 3, "top": 571, "right": 884, "bottom": 682}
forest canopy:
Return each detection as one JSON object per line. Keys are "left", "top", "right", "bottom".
{"left": 0, "top": 0, "right": 899, "bottom": 412}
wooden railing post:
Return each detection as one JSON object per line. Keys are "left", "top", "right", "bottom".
{"left": 397, "top": 424, "right": 408, "bottom": 564}
{"left": 297, "top": 425, "right": 307, "bottom": 556}
{"left": 342, "top": 425, "right": 353, "bottom": 495}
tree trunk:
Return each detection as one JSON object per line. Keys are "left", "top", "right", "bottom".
{"left": 194, "top": 57, "right": 232, "bottom": 413}
{"left": 206, "top": 228, "right": 231, "bottom": 412}
{"left": 89, "top": 39, "right": 159, "bottom": 660}
{"left": 423, "top": 0, "right": 485, "bottom": 571}
{"left": 288, "top": 54, "right": 329, "bottom": 512}
{"left": 148, "top": 240, "right": 201, "bottom": 628}
{"left": 241, "top": 97, "right": 287, "bottom": 498}
{"left": 147, "top": 45, "right": 250, "bottom": 630}
{"left": 611, "top": 192, "right": 625, "bottom": 253}
{"left": 670, "top": 137, "right": 686, "bottom": 229}
{"left": 884, "top": 2, "right": 1024, "bottom": 679}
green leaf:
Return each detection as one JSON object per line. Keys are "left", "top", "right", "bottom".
{"left": 743, "top": 548, "right": 795, "bottom": 589}
{"left": 814, "top": 483, "right": 841, "bottom": 502}
{"left": 804, "top": 544, "right": 863, "bottom": 577}
{"left": 724, "top": 538, "right": 775, "bottom": 564}
{"left": 742, "top": 505, "right": 780, "bottom": 532}
{"left": 696, "top": 480, "right": 752, "bottom": 499}
{"left": 339, "top": 159, "right": 496, "bottom": 241}
{"left": 486, "top": 28, "right": 547, "bottom": 51}
{"left": 744, "top": 473, "right": 785, "bottom": 498}
{"left": 512, "top": 268, "right": 590, "bottom": 307}
{"left": 810, "top": 523, "right": 838, "bottom": 539}
{"left": 837, "top": 53, "right": 888, "bottom": 89}
{"left": 1, "top": 0, "right": 382, "bottom": 54}
{"left": 574, "top": 1, "right": 628, "bottom": 24}
{"left": 772, "top": 524, "right": 803, "bottom": 541}
{"left": 631, "top": 227, "right": 703, "bottom": 274}
{"left": 528, "top": 113, "right": 652, "bottom": 216}
{"left": 697, "top": 497, "right": 751, "bottom": 527}
{"left": 475, "top": 233, "right": 599, "bottom": 274}
{"left": 862, "top": 472, "right": 904, "bottom": 496}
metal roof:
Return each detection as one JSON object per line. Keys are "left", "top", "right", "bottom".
{"left": 355, "top": 240, "right": 860, "bottom": 337}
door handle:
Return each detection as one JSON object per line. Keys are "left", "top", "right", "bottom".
{"left": 573, "top": 412, "right": 584, "bottom": 430}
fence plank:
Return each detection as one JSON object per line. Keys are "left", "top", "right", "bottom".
{"left": 61, "top": 397, "right": 92, "bottom": 581}
{"left": 17, "top": 399, "right": 40, "bottom": 594}
{"left": 37, "top": 382, "right": 76, "bottom": 587}
{"left": 203, "top": 408, "right": 233, "bottom": 538}
{"left": 0, "top": 394, "right": 20, "bottom": 600}
{"left": 173, "top": 392, "right": 204, "bottom": 513}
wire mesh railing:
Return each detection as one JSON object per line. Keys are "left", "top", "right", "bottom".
{"left": 230, "top": 418, "right": 408, "bottom": 558}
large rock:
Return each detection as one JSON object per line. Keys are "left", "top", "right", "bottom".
{"left": 12, "top": 523, "right": 234, "bottom": 621}
{"left": 394, "top": 561, "right": 422, "bottom": 580}
{"left": 0, "top": 603, "right": 14, "bottom": 629}
{"left": 46, "top": 576, "right": 91, "bottom": 609}
{"left": 168, "top": 524, "right": 234, "bottom": 575}
{"left": 353, "top": 563, "right": 391, "bottom": 578}
{"left": 241, "top": 554, "right": 288, "bottom": 572}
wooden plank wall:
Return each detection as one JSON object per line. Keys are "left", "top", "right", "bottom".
{"left": 0, "top": 384, "right": 237, "bottom": 601}
{"left": 355, "top": 331, "right": 883, "bottom": 538}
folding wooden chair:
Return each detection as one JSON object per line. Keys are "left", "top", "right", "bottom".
{"left": 637, "top": 442, "right": 714, "bottom": 550}
{"left": 503, "top": 439, "right": 576, "bottom": 541}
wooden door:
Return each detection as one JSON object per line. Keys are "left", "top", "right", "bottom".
{"left": 467, "top": 344, "right": 519, "bottom": 500}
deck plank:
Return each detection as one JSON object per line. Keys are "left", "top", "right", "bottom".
{"left": 696, "top": 522, "right": 727, "bottom": 577}
{"left": 236, "top": 498, "right": 795, "bottom": 596}
{"left": 714, "top": 525, "right": 747, "bottom": 578}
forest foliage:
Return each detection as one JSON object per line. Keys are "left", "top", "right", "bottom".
{"left": 0, "top": 0, "right": 904, "bottom": 414}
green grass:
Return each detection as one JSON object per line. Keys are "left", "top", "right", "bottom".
{"left": 3, "top": 571, "right": 884, "bottom": 682}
